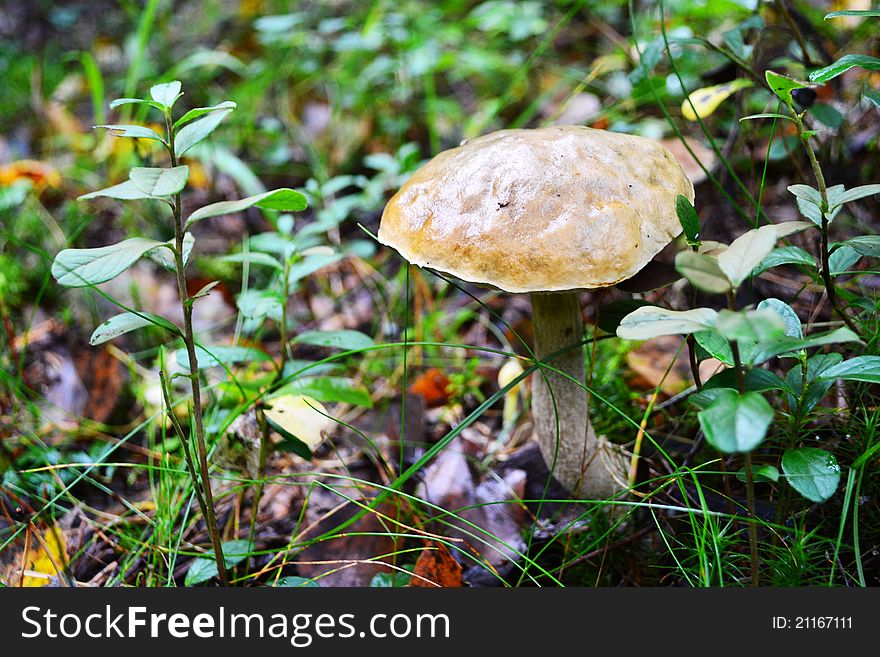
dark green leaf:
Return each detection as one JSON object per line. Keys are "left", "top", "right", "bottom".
{"left": 747, "top": 327, "right": 861, "bottom": 365}
{"left": 825, "top": 10, "right": 880, "bottom": 18}
{"left": 273, "top": 576, "right": 320, "bottom": 588}
{"left": 829, "top": 245, "right": 861, "bottom": 276}
{"left": 819, "top": 356, "right": 880, "bottom": 383}
{"left": 785, "top": 353, "right": 842, "bottom": 413}
{"left": 809, "top": 55, "right": 880, "bottom": 84}
{"left": 676, "top": 195, "right": 700, "bottom": 246}
{"left": 752, "top": 246, "right": 816, "bottom": 276}
{"left": 186, "top": 189, "right": 308, "bottom": 228}
{"left": 698, "top": 389, "right": 774, "bottom": 453}
{"left": 842, "top": 235, "right": 880, "bottom": 257}
{"left": 782, "top": 448, "right": 840, "bottom": 502}
{"left": 736, "top": 464, "right": 780, "bottom": 483}
{"left": 184, "top": 539, "right": 253, "bottom": 586}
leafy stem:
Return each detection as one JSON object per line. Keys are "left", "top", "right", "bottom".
{"left": 165, "top": 111, "right": 229, "bottom": 586}
{"left": 789, "top": 109, "right": 860, "bottom": 336}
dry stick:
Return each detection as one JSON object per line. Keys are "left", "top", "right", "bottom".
{"left": 166, "top": 119, "right": 228, "bottom": 586}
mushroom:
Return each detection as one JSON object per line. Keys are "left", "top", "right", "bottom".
{"left": 378, "top": 126, "right": 694, "bottom": 498}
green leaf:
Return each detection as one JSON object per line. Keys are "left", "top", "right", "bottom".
{"left": 370, "top": 571, "right": 412, "bottom": 587}
{"left": 273, "top": 576, "right": 320, "bottom": 588}
{"left": 675, "top": 195, "right": 700, "bottom": 246}
{"left": 95, "top": 124, "right": 166, "bottom": 142}
{"left": 174, "top": 345, "right": 272, "bottom": 370}
{"left": 819, "top": 356, "right": 880, "bottom": 383}
{"left": 748, "top": 327, "right": 861, "bottom": 365}
{"left": 674, "top": 251, "right": 732, "bottom": 294}
{"left": 702, "top": 368, "right": 792, "bottom": 394}
{"left": 173, "top": 101, "right": 237, "bottom": 130}
{"left": 186, "top": 189, "right": 308, "bottom": 228}
{"left": 184, "top": 539, "right": 252, "bottom": 586}
{"left": 715, "top": 308, "right": 785, "bottom": 343}
{"left": 782, "top": 448, "right": 840, "bottom": 502}
{"left": 829, "top": 245, "right": 861, "bottom": 275}
{"left": 698, "top": 389, "right": 774, "bottom": 453}
{"left": 757, "top": 298, "right": 802, "bottom": 339}
{"left": 237, "top": 289, "right": 284, "bottom": 321}
{"left": 220, "top": 251, "right": 284, "bottom": 270}
{"left": 739, "top": 113, "right": 796, "bottom": 123}
{"left": 90, "top": 311, "right": 179, "bottom": 345}
{"left": 174, "top": 107, "right": 233, "bottom": 157}
{"left": 616, "top": 306, "right": 718, "bottom": 340}
{"left": 717, "top": 225, "right": 778, "bottom": 288}
{"left": 277, "top": 377, "right": 373, "bottom": 408}
{"left": 809, "top": 103, "right": 844, "bottom": 129}
{"left": 785, "top": 353, "right": 842, "bottom": 413}
{"left": 835, "top": 184, "right": 880, "bottom": 206}
{"left": 809, "top": 55, "right": 880, "bottom": 84}
{"left": 79, "top": 179, "right": 165, "bottom": 202}
{"left": 825, "top": 10, "right": 880, "bottom": 18}
{"left": 130, "top": 166, "right": 189, "bottom": 197}
{"left": 149, "top": 80, "right": 182, "bottom": 109}
{"left": 146, "top": 233, "right": 194, "bottom": 272}
{"left": 693, "top": 329, "right": 734, "bottom": 366}
{"left": 765, "top": 70, "right": 811, "bottom": 107}
{"left": 295, "top": 330, "right": 375, "bottom": 351}
{"left": 52, "top": 237, "right": 166, "bottom": 287}
{"left": 752, "top": 246, "right": 816, "bottom": 276}
{"left": 288, "top": 253, "right": 344, "bottom": 287}
{"left": 787, "top": 184, "right": 822, "bottom": 205}
{"left": 688, "top": 386, "right": 734, "bottom": 410}
{"left": 108, "top": 97, "right": 166, "bottom": 112}
{"left": 842, "top": 235, "right": 880, "bottom": 258}
{"left": 736, "top": 464, "right": 780, "bottom": 483}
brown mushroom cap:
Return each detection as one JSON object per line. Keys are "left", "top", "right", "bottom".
{"left": 378, "top": 126, "right": 695, "bottom": 293}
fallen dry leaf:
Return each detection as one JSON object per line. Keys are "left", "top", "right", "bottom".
{"left": 410, "top": 541, "right": 463, "bottom": 587}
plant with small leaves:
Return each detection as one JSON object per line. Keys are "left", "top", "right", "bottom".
{"left": 616, "top": 197, "right": 880, "bottom": 585}
{"left": 51, "top": 80, "right": 308, "bottom": 586}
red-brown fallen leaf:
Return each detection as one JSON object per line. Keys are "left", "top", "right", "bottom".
{"left": 410, "top": 542, "right": 462, "bottom": 588}
{"left": 409, "top": 368, "right": 451, "bottom": 408}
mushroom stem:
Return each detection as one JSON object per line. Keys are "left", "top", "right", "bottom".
{"left": 530, "top": 292, "right": 625, "bottom": 499}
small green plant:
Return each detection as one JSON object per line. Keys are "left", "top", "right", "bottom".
{"left": 616, "top": 199, "right": 880, "bottom": 585}
{"left": 50, "top": 80, "right": 309, "bottom": 585}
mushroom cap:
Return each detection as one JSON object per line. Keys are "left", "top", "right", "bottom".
{"left": 378, "top": 126, "right": 695, "bottom": 293}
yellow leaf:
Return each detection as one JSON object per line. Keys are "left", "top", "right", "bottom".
{"left": 264, "top": 395, "right": 330, "bottom": 450}
{"left": 21, "top": 526, "right": 67, "bottom": 587}
{"left": 681, "top": 79, "right": 753, "bottom": 121}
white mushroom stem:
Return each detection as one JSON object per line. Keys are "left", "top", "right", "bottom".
{"left": 530, "top": 292, "right": 626, "bottom": 499}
